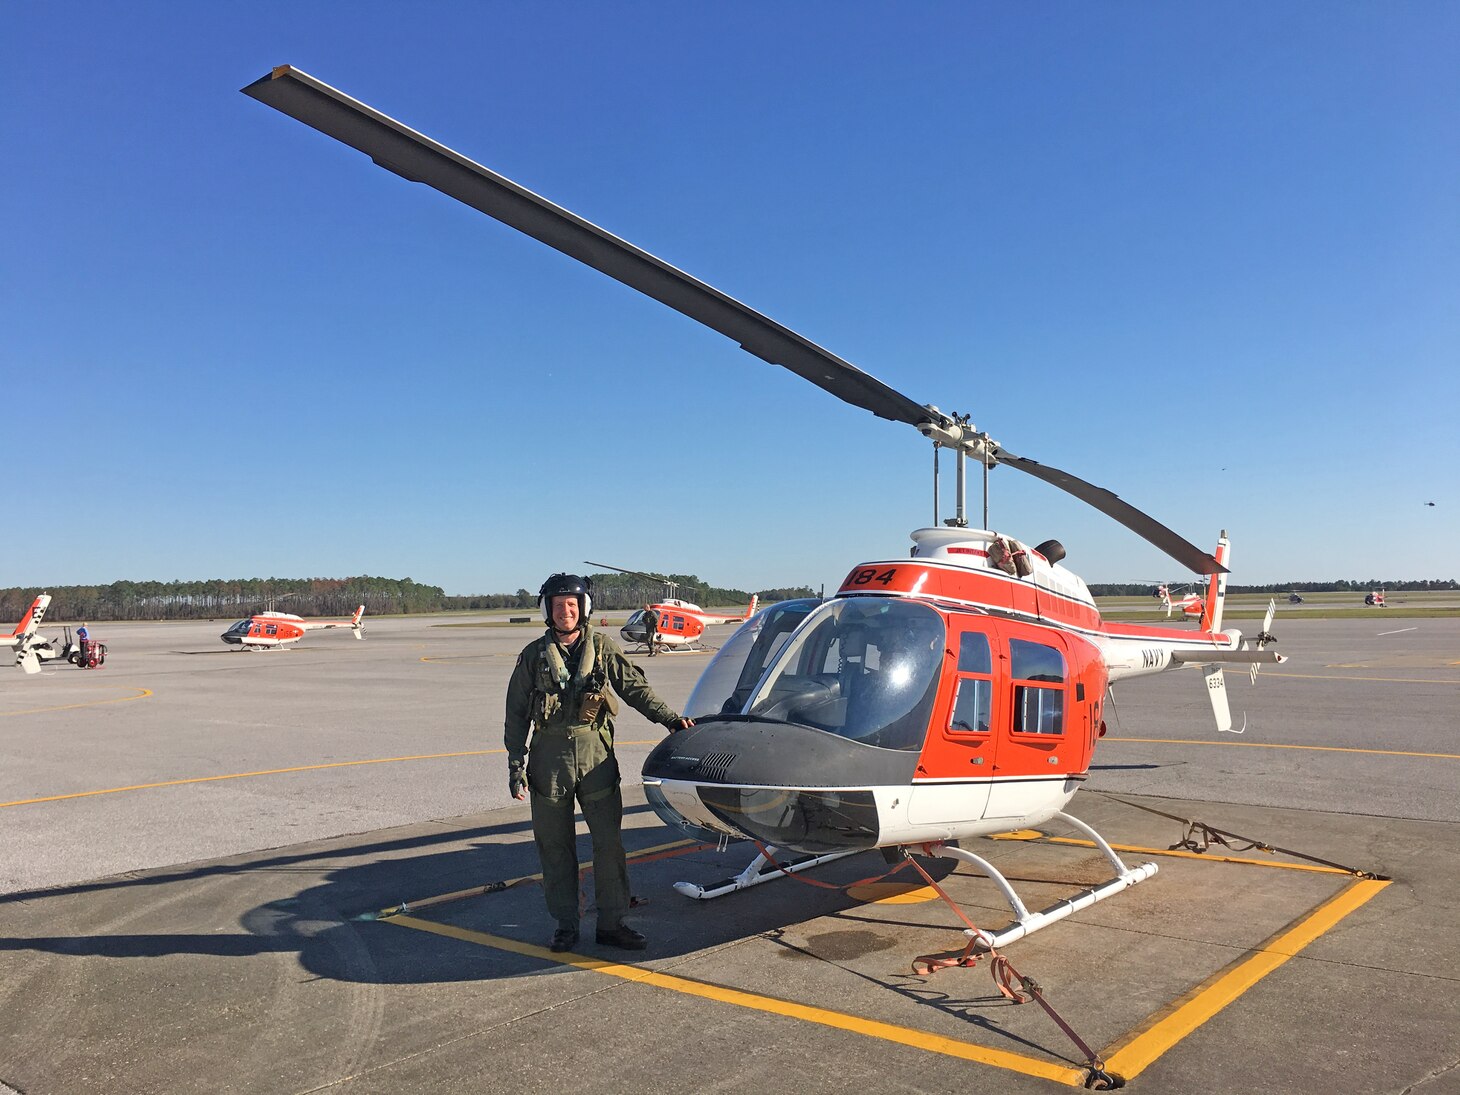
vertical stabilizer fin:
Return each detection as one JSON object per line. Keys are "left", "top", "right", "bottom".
{"left": 1200, "top": 532, "right": 1230, "bottom": 632}
{"left": 12, "top": 594, "right": 50, "bottom": 639}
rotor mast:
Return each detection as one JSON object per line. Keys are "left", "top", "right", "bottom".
{"left": 919, "top": 410, "right": 997, "bottom": 530}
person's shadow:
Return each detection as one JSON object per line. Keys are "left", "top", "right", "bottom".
{"left": 0, "top": 804, "right": 963, "bottom": 988}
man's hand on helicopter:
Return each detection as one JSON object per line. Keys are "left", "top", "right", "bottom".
{"left": 669, "top": 717, "right": 695, "bottom": 732}
{"left": 508, "top": 761, "right": 527, "bottom": 801}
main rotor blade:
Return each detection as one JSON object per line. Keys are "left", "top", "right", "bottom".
{"left": 244, "top": 66, "right": 1223, "bottom": 577}
{"left": 242, "top": 66, "right": 937, "bottom": 430}
{"left": 584, "top": 560, "right": 672, "bottom": 585}
{"left": 991, "top": 448, "right": 1226, "bottom": 574}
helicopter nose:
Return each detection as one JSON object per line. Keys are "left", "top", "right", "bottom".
{"left": 642, "top": 719, "right": 919, "bottom": 854}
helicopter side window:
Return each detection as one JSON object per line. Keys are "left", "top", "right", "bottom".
{"left": 1010, "top": 638, "right": 1065, "bottom": 734}
{"left": 950, "top": 631, "right": 992, "bottom": 733}
{"left": 265, "top": 624, "right": 278, "bottom": 636}
{"left": 672, "top": 615, "right": 685, "bottom": 631}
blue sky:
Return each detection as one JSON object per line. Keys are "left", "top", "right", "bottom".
{"left": 6, "top": 3, "right": 1457, "bottom": 595}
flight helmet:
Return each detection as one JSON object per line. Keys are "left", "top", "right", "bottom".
{"left": 539, "top": 573, "right": 593, "bottom": 626}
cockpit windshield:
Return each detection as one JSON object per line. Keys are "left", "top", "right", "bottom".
{"left": 684, "top": 599, "right": 819, "bottom": 719}
{"left": 624, "top": 610, "right": 645, "bottom": 626}
{"left": 744, "top": 599, "right": 945, "bottom": 751}
{"left": 224, "top": 620, "right": 250, "bottom": 635}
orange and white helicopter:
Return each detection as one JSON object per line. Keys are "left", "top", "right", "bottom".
{"left": 1154, "top": 582, "right": 1204, "bottom": 620}
{"left": 247, "top": 67, "right": 1288, "bottom": 950}
{"left": 585, "top": 560, "right": 758, "bottom": 652}
{"left": 220, "top": 605, "right": 365, "bottom": 649}
{"left": 3, "top": 594, "right": 53, "bottom": 674}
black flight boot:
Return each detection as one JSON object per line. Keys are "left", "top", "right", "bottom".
{"left": 595, "top": 923, "right": 647, "bottom": 950}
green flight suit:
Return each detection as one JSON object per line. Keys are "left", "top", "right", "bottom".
{"left": 504, "top": 624, "right": 681, "bottom": 930}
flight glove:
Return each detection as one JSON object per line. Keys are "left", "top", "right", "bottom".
{"left": 508, "top": 761, "right": 527, "bottom": 800}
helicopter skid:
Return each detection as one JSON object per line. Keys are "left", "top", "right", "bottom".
{"left": 930, "top": 810, "right": 1158, "bottom": 950}
{"left": 672, "top": 846, "right": 858, "bottom": 900}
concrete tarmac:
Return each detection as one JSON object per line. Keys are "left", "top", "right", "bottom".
{"left": 1, "top": 615, "right": 1457, "bottom": 1092}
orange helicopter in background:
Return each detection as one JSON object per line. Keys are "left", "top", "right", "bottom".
{"left": 3, "top": 594, "right": 53, "bottom": 674}
{"left": 585, "top": 561, "right": 757, "bottom": 652}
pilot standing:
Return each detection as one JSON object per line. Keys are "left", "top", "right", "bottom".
{"left": 504, "top": 573, "right": 693, "bottom": 953}
{"left": 643, "top": 605, "right": 659, "bottom": 656}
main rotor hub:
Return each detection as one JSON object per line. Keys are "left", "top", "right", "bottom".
{"left": 918, "top": 411, "right": 999, "bottom": 466}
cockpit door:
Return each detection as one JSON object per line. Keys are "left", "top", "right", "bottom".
{"left": 908, "top": 616, "right": 997, "bottom": 825}
{"left": 982, "top": 620, "right": 1073, "bottom": 820}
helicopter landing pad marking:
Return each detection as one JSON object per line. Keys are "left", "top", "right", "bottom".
{"left": 382, "top": 855, "right": 1387, "bottom": 1085}
{"left": 1102, "top": 877, "right": 1390, "bottom": 1080}
{"left": 1377, "top": 628, "right": 1418, "bottom": 636}
{"left": 1015, "top": 834, "right": 1358, "bottom": 874}
{"left": 0, "top": 687, "right": 153, "bottom": 718}
{"left": 844, "top": 882, "right": 939, "bottom": 904}
{"left": 383, "top": 915, "right": 1087, "bottom": 1085}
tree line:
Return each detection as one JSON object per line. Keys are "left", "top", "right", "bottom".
{"left": 1088, "top": 579, "right": 1458, "bottom": 597}
{"left": 2, "top": 574, "right": 818, "bottom": 622}
{"left": 0, "top": 577, "right": 446, "bottom": 622}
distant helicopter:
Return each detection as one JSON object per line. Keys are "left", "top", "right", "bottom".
{"left": 220, "top": 605, "right": 365, "bottom": 649}
{"left": 246, "top": 67, "right": 1288, "bottom": 950}
{"left": 585, "top": 561, "right": 758, "bottom": 652}
{"left": 2, "top": 594, "right": 52, "bottom": 674}
{"left": 1153, "top": 582, "right": 1204, "bottom": 620}
{"left": 1288, "top": 592, "right": 1304, "bottom": 604}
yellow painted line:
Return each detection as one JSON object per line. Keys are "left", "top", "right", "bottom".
{"left": 1267, "top": 671, "right": 1459, "bottom": 685}
{"left": 1039, "top": 836, "right": 1352, "bottom": 874}
{"left": 845, "top": 882, "right": 939, "bottom": 904}
{"left": 0, "top": 749, "right": 503, "bottom": 809}
{"left": 0, "top": 687, "right": 153, "bottom": 717}
{"left": 387, "top": 915, "right": 1087, "bottom": 1085}
{"left": 1108, "top": 737, "right": 1460, "bottom": 761}
{"left": 1103, "top": 877, "right": 1390, "bottom": 1079}
{"left": 4, "top": 733, "right": 672, "bottom": 810}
